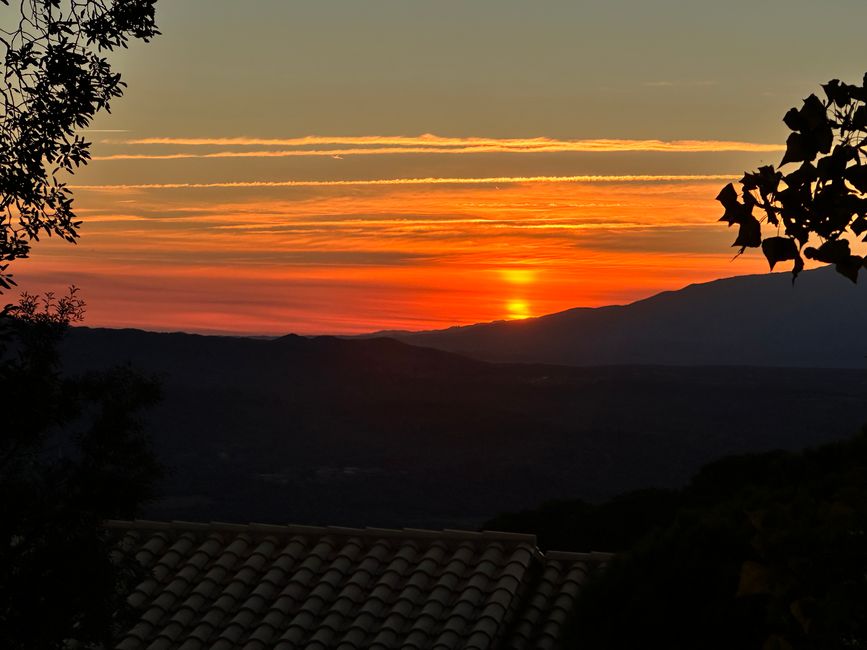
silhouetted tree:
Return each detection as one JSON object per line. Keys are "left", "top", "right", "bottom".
{"left": 1, "top": 0, "right": 159, "bottom": 290}
{"left": 0, "top": 5, "right": 163, "bottom": 645}
{"left": 0, "top": 288, "right": 162, "bottom": 649}
{"left": 719, "top": 73, "right": 867, "bottom": 282}
{"left": 530, "top": 435, "right": 867, "bottom": 650}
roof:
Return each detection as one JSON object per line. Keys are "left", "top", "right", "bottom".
{"left": 106, "top": 520, "right": 611, "bottom": 650}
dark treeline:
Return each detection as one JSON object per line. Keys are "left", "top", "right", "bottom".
{"left": 487, "top": 430, "right": 867, "bottom": 649}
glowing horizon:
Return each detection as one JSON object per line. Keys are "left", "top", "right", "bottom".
{"left": 15, "top": 171, "right": 778, "bottom": 336}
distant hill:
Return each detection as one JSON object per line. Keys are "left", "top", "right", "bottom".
{"left": 375, "top": 266, "right": 867, "bottom": 368}
{"left": 59, "top": 326, "right": 867, "bottom": 529}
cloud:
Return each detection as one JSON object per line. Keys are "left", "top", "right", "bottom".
{"left": 72, "top": 173, "right": 735, "bottom": 191}
{"left": 102, "top": 134, "right": 782, "bottom": 156}
{"left": 642, "top": 80, "right": 718, "bottom": 88}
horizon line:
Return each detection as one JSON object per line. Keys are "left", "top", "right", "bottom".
{"left": 66, "top": 266, "right": 807, "bottom": 339}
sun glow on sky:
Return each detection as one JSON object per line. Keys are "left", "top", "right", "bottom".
{"left": 506, "top": 300, "right": 532, "bottom": 321}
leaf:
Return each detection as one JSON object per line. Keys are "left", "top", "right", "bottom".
{"left": 815, "top": 123, "right": 834, "bottom": 155}
{"left": 737, "top": 560, "right": 771, "bottom": 596}
{"left": 836, "top": 255, "right": 863, "bottom": 283}
{"left": 804, "top": 239, "right": 851, "bottom": 264}
{"left": 716, "top": 183, "right": 739, "bottom": 208}
{"left": 783, "top": 107, "right": 803, "bottom": 132}
{"left": 717, "top": 183, "right": 753, "bottom": 226}
{"left": 851, "top": 214, "right": 867, "bottom": 236}
{"left": 780, "top": 133, "right": 808, "bottom": 167}
{"left": 816, "top": 144, "right": 855, "bottom": 180}
{"left": 800, "top": 94, "right": 827, "bottom": 131}
{"left": 733, "top": 215, "right": 761, "bottom": 251}
{"left": 760, "top": 237, "right": 798, "bottom": 271}
{"left": 784, "top": 161, "right": 818, "bottom": 189}
{"left": 844, "top": 164, "right": 867, "bottom": 193}
{"left": 822, "top": 79, "right": 853, "bottom": 108}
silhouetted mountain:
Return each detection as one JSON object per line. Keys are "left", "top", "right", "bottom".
{"left": 377, "top": 266, "right": 867, "bottom": 368}
{"left": 59, "top": 326, "right": 867, "bottom": 528}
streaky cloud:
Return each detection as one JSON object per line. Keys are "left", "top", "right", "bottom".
{"left": 111, "top": 134, "right": 783, "bottom": 154}
{"left": 73, "top": 173, "right": 735, "bottom": 191}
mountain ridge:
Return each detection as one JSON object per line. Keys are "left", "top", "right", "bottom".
{"left": 364, "top": 266, "right": 867, "bottom": 368}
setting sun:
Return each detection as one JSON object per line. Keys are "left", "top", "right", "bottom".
{"left": 506, "top": 299, "right": 532, "bottom": 320}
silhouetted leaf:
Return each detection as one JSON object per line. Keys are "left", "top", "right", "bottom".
{"left": 716, "top": 183, "right": 739, "bottom": 208}
{"left": 733, "top": 215, "right": 761, "bottom": 251}
{"left": 800, "top": 94, "right": 827, "bottom": 131}
{"left": 836, "top": 255, "right": 862, "bottom": 283}
{"left": 760, "top": 237, "right": 798, "bottom": 271}
{"left": 817, "top": 145, "right": 855, "bottom": 180}
{"left": 804, "top": 239, "right": 851, "bottom": 264}
{"left": 844, "top": 164, "right": 867, "bottom": 193}
{"left": 783, "top": 107, "right": 803, "bottom": 132}
{"left": 717, "top": 184, "right": 752, "bottom": 226}
{"left": 822, "top": 79, "right": 852, "bottom": 108}
{"left": 781, "top": 133, "right": 808, "bottom": 166}
{"left": 851, "top": 210, "right": 867, "bottom": 236}
{"left": 783, "top": 161, "right": 818, "bottom": 189}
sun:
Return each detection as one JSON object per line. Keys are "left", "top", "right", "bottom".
{"left": 506, "top": 299, "right": 532, "bottom": 320}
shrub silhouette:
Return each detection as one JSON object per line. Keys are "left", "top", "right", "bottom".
{"left": 0, "top": 289, "right": 162, "bottom": 649}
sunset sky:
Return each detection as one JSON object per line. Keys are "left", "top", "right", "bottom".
{"left": 13, "top": 0, "right": 867, "bottom": 334}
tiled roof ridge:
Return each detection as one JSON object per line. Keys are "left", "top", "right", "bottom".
{"left": 545, "top": 550, "right": 615, "bottom": 562}
{"left": 104, "top": 519, "right": 539, "bottom": 547}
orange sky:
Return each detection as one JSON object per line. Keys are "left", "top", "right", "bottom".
{"left": 12, "top": 0, "right": 863, "bottom": 335}
{"left": 15, "top": 167, "right": 777, "bottom": 335}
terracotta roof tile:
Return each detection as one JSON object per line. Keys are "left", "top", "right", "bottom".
{"left": 106, "top": 519, "right": 606, "bottom": 649}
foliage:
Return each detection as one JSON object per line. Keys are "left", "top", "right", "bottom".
{"left": 0, "top": 0, "right": 159, "bottom": 290}
{"left": 0, "top": 288, "right": 162, "bottom": 649}
{"left": 484, "top": 488, "right": 680, "bottom": 553}
{"left": 558, "top": 435, "right": 867, "bottom": 650}
{"left": 719, "top": 73, "right": 867, "bottom": 282}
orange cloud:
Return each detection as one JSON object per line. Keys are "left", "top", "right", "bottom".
{"left": 72, "top": 173, "right": 735, "bottom": 191}
{"left": 114, "top": 134, "right": 784, "bottom": 153}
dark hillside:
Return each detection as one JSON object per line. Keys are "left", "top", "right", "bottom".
{"left": 61, "top": 327, "right": 867, "bottom": 528}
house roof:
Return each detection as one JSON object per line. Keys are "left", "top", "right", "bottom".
{"left": 107, "top": 520, "right": 611, "bottom": 650}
